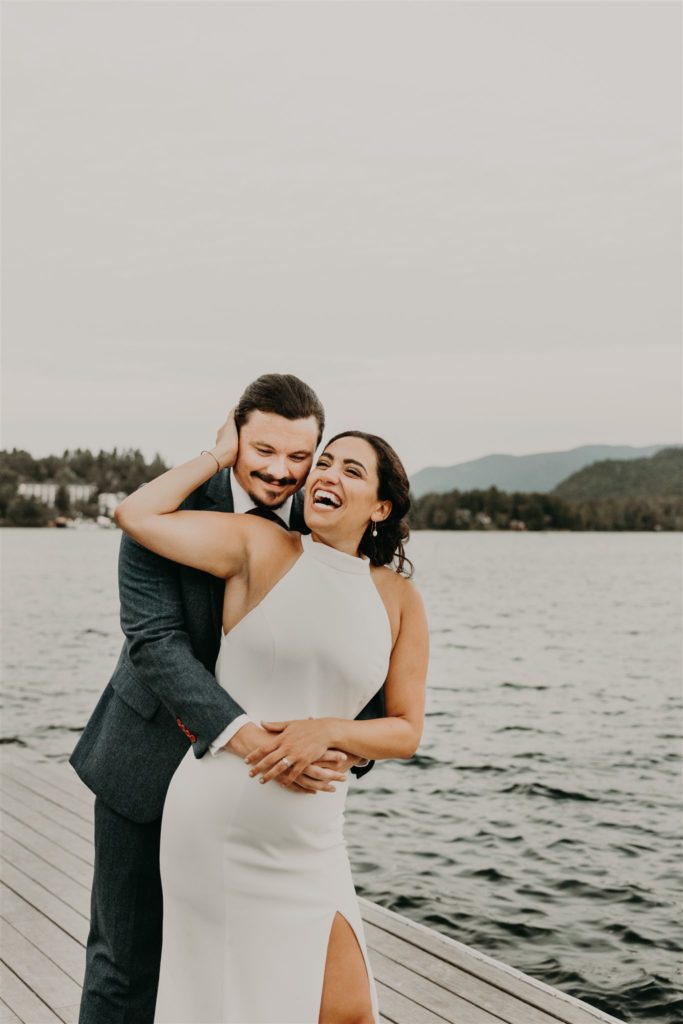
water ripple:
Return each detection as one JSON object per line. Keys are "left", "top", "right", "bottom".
{"left": 2, "top": 530, "right": 681, "bottom": 1024}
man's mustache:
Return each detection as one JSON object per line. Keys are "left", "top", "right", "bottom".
{"left": 251, "top": 471, "right": 297, "bottom": 487}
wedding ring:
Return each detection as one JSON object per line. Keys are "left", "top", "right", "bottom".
{"left": 281, "top": 757, "right": 292, "bottom": 768}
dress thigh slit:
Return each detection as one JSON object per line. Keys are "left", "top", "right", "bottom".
{"left": 316, "top": 907, "right": 379, "bottom": 1024}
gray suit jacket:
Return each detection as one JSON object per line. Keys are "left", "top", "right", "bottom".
{"left": 70, "top": 469, "right": 384, "bottom": 823}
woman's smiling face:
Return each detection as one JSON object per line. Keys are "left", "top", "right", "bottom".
{"left": 304, "top": 435, "right": 391, "bottom": 545}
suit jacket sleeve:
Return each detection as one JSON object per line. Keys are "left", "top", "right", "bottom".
{"left": 118, "top": 530, "right": 247, "bottom": 758}
{"left": 349, "top": 686, "right": 385, "bottom": 780}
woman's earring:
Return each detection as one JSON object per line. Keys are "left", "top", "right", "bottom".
{"left": 371, "top": 520, "right": 378, "bottom": 538}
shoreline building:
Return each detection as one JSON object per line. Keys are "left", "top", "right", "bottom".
{"left": 98, "top": 492, "right": 126, "bottom": 517}
{"left": 17, "top": 482, "right": 96, "bottom": 506}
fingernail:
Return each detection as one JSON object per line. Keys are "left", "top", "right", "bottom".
{"left": 249, "top": 770, "right": 256, "bottom": 776}
{"left": 244, "top": 757, "right": 250, "bottom": 763}
{"left": 259, "top": 777, "right": 266, "bottom": 784}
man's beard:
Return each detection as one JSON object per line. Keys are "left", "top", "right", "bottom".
{"left": 248, "top": 472, "right": 296, "bottom": 510}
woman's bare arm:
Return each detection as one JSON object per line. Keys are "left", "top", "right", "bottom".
{"left": 246, "top": 579, "right": 429, "bottom": 783}
{"left": 116, "top": 502, "right": 255, "bottom": 580}
{"left": 325, "top": 579, "right": 428, "bottom": 759}
{"left": 114, "top": 417, "right": 272, "bottom": 579}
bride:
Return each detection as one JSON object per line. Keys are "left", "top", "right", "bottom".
{"left": 114, "top": 411, "right": 429, "bottom": 1024}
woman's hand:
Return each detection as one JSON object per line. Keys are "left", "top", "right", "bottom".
{"left": 212, "top": 407, "right": 240, "bottom": 470}
{"left": 244, "top": 718, "right": 337, "bottom": 786}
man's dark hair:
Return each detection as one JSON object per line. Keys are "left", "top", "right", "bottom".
{"left": 235, "top": 374, "right": 325, "bottom": 445}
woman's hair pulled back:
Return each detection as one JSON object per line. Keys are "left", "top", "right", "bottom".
{"left": 324, "top": 430, "right": 413, "bottom": 577}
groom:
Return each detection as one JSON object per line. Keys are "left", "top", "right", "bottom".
{"left": 70, "top": 373, "right": 385, "bottom": 1024}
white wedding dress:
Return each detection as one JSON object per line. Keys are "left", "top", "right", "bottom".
{"left": 154, "top": 533, "right": 392, "bottom": 1023}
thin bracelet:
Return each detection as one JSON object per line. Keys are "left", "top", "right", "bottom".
{"left": 200, "top": 450, "right": 221, "bottom": 474}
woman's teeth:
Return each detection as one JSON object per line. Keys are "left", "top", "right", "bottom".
{"left": 313, "top": 489, "right": 341, "bottom": 509}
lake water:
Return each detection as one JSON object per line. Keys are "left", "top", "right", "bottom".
{"left": 1, "top": 528, "right": 681, "bottom": 1022}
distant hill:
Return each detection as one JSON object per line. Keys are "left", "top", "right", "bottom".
{"left": 552, "top": 447, "right": 683, "bottom": 501}
{"left": 409, "top": 444, "right": 679, "bottom": 498}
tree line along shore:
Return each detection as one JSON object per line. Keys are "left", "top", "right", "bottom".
{"left": 1, "top": 446, "right": 681, "bottom": 531}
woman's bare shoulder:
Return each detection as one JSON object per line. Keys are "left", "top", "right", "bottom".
{"left": 370, "top": 565, "right": 424, "bottom": 647}
{"left": 223, "top": 522, "right": 302, "bottom": 631}
{"left": 244, "top": 520, "right": 302, "bottom": 579}
{"left": 370, "top": 564, "right": 420, "bottom": 599}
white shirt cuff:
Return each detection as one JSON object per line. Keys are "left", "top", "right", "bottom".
{"left": 209, "top": 714, "right": 256, "bottom": 756}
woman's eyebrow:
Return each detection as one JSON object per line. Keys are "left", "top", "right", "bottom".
{"left": 342, "top": 458, "right": 366, "bottom": 473}
{"left": 319, "top": 454, "right": 367, "bottom": 472}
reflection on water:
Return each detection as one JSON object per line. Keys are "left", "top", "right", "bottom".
{"left": 2, "top": 529, "right": 681, "bottom": 1022}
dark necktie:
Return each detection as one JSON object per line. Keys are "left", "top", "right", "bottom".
{"left": 245, "top": 506, "right": 290, "bottom": 530}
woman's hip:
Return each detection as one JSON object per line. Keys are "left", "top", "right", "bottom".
{"left": 161, "top": 748, "right": 348, "bottom": 848}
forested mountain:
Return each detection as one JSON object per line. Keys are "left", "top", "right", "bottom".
{"left": 410, "top": 444, "right": 677, "bottom": 498}
{"left": 3, "top": 445, "right": 681, "bottom": 531}
{"left": 411, "top": 448, "right": 683, "bottom": 531}
{"left": 552, "top": 447, "right": 683, "bottom": 501}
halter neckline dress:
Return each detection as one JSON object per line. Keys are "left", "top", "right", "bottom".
{"left": 154, "top": 532, "right": 392, "bottom": 1023}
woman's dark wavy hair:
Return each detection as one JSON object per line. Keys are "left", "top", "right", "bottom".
{"left": 324, "top": 430, "right": 413, "bottom": 578}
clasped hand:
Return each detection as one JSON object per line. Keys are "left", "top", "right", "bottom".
{"left": 245, "top": 717, "right": 344, "bottom": 791}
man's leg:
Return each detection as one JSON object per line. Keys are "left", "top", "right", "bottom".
{"left": 79, "top": 797, "right": 163, "bottom": 1024}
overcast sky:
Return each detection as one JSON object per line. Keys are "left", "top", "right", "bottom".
{"left": 2, "top": 1, "right": 680, "bottom": 474}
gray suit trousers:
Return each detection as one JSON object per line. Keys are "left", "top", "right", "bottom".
{"left": 79, "top": 798, "right": 163, "bottom": 1024}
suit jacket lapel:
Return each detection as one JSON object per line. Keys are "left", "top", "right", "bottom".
{"left": 202, "top": 467, "right": 234, "bottom": 514}
{"left": 194, "top": 469, "right": 234, "bottom": 641}
{"left": 290, "top": 490, "right": 309, "bottom": 534}
{"left": 211, "top": 468, "right": 308, "bottom": 532}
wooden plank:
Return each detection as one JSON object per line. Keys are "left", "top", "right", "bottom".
{"left": 2, "top": 815, "right": 93, "bottom": 890}
{"left": 3, "top": 756, "right": 93, "bottom": 799}
{"left": 0, "top": 962, "right": 62, "bottom": 1024}
{"left": 0, "top": 778, "right": 92, "bottom": 842}
{"left": 0, "top": 857, "right": 89, "bottom": 945}
{"left": 361, "top": 900, "right": 625, "bottom": 1024}
{"left": 1, "top": 883, "right": 85, "bottom": 983}
{"left": 0, "top": 759, "right": 627, "bottom": 1024}
{"left": 16, "top": 760, "right": 95, "bottom": 805}
{"left": 0, "top": 837, "right": 90, "bottom": 918}
{"left": 2, "top": 766, "right": 94, "bottom": 820}
{"left": 365, "top": 921, "right": 558, "bottom": 1024}
{"left": 0, "top": 793, "right": 94, "bottom": 864}
{"left": 0, "top": 995, "right": 22, "bottom": 1024}
{"left": 372, "top": 948, "right": 504, "bottom": 1024}
{"left": 54, "top": 1006, "right": 80, "bottom": 1024}
{"left": 375, "top": 980, "right": 454, "bottom": 1024}
{"left": 0, "top": 922, "right": 81, "bottom": 1023}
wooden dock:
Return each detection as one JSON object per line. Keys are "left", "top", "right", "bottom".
{"left": 0, "top": 752, "right": 626, "bottom": 1024}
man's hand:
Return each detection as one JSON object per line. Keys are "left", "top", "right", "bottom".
{"left": 224, "top": 721, "right": 359, "bottom": 794}
{"left": 244, "top": 718, "right": 336, "bottom": 787}
{"left": 223, "top": 721, "right": 269, "bottom": 759}
{"left": 280, "top": 751, "right": 363, "bottom": 794}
